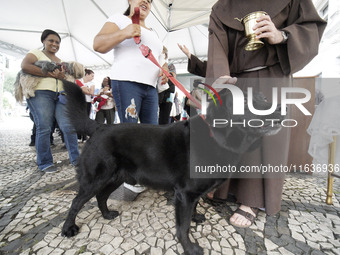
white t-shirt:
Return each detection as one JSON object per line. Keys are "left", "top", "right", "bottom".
{"left": 107, "top": 14, "right": 163, "bottom": 87}
{"left": 79, "top": 78, "right": 94, "bottom": 103}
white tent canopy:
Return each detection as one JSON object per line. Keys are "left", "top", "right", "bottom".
{"left": 0, "top": 0, "right": 217, "bottom": 71}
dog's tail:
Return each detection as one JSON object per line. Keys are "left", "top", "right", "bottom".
{"left": 63, "top": 80, "right": 100, "bottom": 136}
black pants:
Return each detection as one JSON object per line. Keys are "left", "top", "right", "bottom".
{"left": 171, "top": 114, "right": 181, "bottom": 123}
{"left": 77, "top": 102, "right": 92, "bottom": 140}
{"left": 95, "top": 108, "right": 115, "bottom": 124}
{"left": 158, "top": 102, "right": 172, "bottom": 125}
{"left": 86, "top": 102, "right": 92, "bottom": 116}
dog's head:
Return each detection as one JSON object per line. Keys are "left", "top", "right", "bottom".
{"left": 63, "top": 61, "right": 85, "bottom": 82}
{"left": 204, "top": 88, "right": 284, "bottom": 154}
{"left": 36, "top": 61, "right": 59, "bottom": 75}
{"left": 69, "top": 61, "right": 85, "bottom": 79}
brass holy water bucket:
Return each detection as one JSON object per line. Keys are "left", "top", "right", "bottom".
{"left": 235, "top": 11, "right": 267, "bottom": 51}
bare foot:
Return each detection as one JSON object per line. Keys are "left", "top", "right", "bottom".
{"left": 229, "top": 205, "right": 257, "bottom": 227}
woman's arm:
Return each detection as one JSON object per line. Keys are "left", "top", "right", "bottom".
{"left": 93, "top": 22, "right": 141, "bottom": 53}
{"left": 81, "top": 85, "right": 95, "bottom": 96}
{"left": 159, "top": 62, "right": 169, "bottom": 85}
{"left": 21, "top": 53, "right": 65, "bottom": 79}
{"left": 21, "top": 53, "right": 44, "bottom": 76}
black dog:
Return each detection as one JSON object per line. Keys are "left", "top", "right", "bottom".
{"left": 61, "top": 80, "right": 283, "bottom": 255}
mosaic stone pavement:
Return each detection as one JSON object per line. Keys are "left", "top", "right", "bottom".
{"left": 0, "top": 115, "right": 340, "bottom": 255}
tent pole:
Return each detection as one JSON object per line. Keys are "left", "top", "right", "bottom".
{"left": 61, "top": 0, "right": 77, "bottom": 61}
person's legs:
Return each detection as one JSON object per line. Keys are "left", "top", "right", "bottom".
{"left": 104, "top": 109, "right": 115, "bottom": 124}
{"left": 158, "top": 102, "right": 168, "bottom": 125}
{"left": 86, "top": 102, "right": 92, "bottom": 116}
{"left": 112, "top": 80, "right": 144, "bottom": 124}
{"left": 175, "top": 114, "right": 181, "bottom": 122}
{"left": 27, "top": 90, "right": 56, "bottom": 170}
{"left": 112, "top": 80, "right": 157, "bottom": 193}
{"left": 50, "top": 119, "right": 57, "bottom": 145}
{"left": 55, "top": 100, "right": 79, "bottom": 166}
{"left": 139, "top": 85, "right": 158, "bottom": 125}
{"left": 159, "top": 102, "right": 172, "bottom": 125}
{"left": 29, "top": 111, "right": 36, "bottom": 146}
{"left": 95, "top": 110, "right": 105, "bottom": 124}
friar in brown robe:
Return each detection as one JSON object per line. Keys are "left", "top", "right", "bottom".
{"left": 202, "top": 0, "right": 327, "bottom": 218}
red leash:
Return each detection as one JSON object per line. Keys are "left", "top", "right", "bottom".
{"left": 131, "top": 7, "right": 141, "bottom": 45}
{"left": 131, "top": 7, "right": 202, "bottom": 109}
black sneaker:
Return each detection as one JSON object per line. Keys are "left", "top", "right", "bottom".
{"left": 29, "top": 141, "right": 35, "bottom": 146}
{"left": 42, "top": 165, "right": 58, "bottom": 173}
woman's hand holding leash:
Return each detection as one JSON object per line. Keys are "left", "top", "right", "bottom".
{"left": 123, "top": 24, "right": 141, "bottom": 39}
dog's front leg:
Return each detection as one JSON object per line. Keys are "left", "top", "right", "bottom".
{"left": 62, "top": 188, "right": 96, "bottom": 237}
{"left": 174, "top": 190, "right": 203, "bottom": 255}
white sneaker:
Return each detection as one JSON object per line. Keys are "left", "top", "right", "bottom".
{"left": 123, "top": 183, "right": 147, "bottom": 193}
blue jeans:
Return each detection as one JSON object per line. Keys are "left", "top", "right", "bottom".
{"left": 27, "top": 90, "right": 79, "bottom": 170}
{"left": 111, "top": 80, "right": 159, "bottom": 124}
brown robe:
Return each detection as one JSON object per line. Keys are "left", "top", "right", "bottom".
{"left": 188, "top": 55, "right": 207, "bottom": 77}
{"left": 205, "top": 0, "right": 327, "bottom": 215}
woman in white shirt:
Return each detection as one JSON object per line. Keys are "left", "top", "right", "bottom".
{"left": 93, "top": 0, "right": 167, "bottom": 125}
{"left": 93, "top": 0, "right": 167, "bottom": 194}
{"left": 76, "top": 69, "right": 95, "bottom": 116}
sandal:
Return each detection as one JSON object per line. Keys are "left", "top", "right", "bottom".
{"left": 229, "top": 207, "right": 258, "bottom": 228}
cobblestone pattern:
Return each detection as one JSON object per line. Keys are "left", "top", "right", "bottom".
{"left": 1, "top": 117, "right": 340, "bottom": 255}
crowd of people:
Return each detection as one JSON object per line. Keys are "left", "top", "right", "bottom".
{"left": 22, "top": 0, "right": 326, "bottom": 229}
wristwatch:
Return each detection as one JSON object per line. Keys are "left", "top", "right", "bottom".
{"left": 281, "top": 30, "right": 289, "bottom": 43}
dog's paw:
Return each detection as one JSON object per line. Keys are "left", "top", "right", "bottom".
{"left": 192, "top": 213, "right": 206, "bottom": 224}
{"left": 61, "top": 224, "right": 79, "bottom": 237}
{"left": 103, "top": 210, "right": 119, "bottom": 220}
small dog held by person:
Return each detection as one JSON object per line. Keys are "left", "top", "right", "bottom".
{"left": 14, "top": 60, "right": 84, "bottom": 102}
{"left": 61, "top": 80, "right": 283, "bottom": 255}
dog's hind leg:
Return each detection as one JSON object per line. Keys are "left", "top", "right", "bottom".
{"left": 96, "top": 179, "right": 123, "bottom": 220}
{"left": 174, "top": 189, "right": 203, "bottom": 255}
{"left": 191, "top": 201, "right": 206, "bottom": 223}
